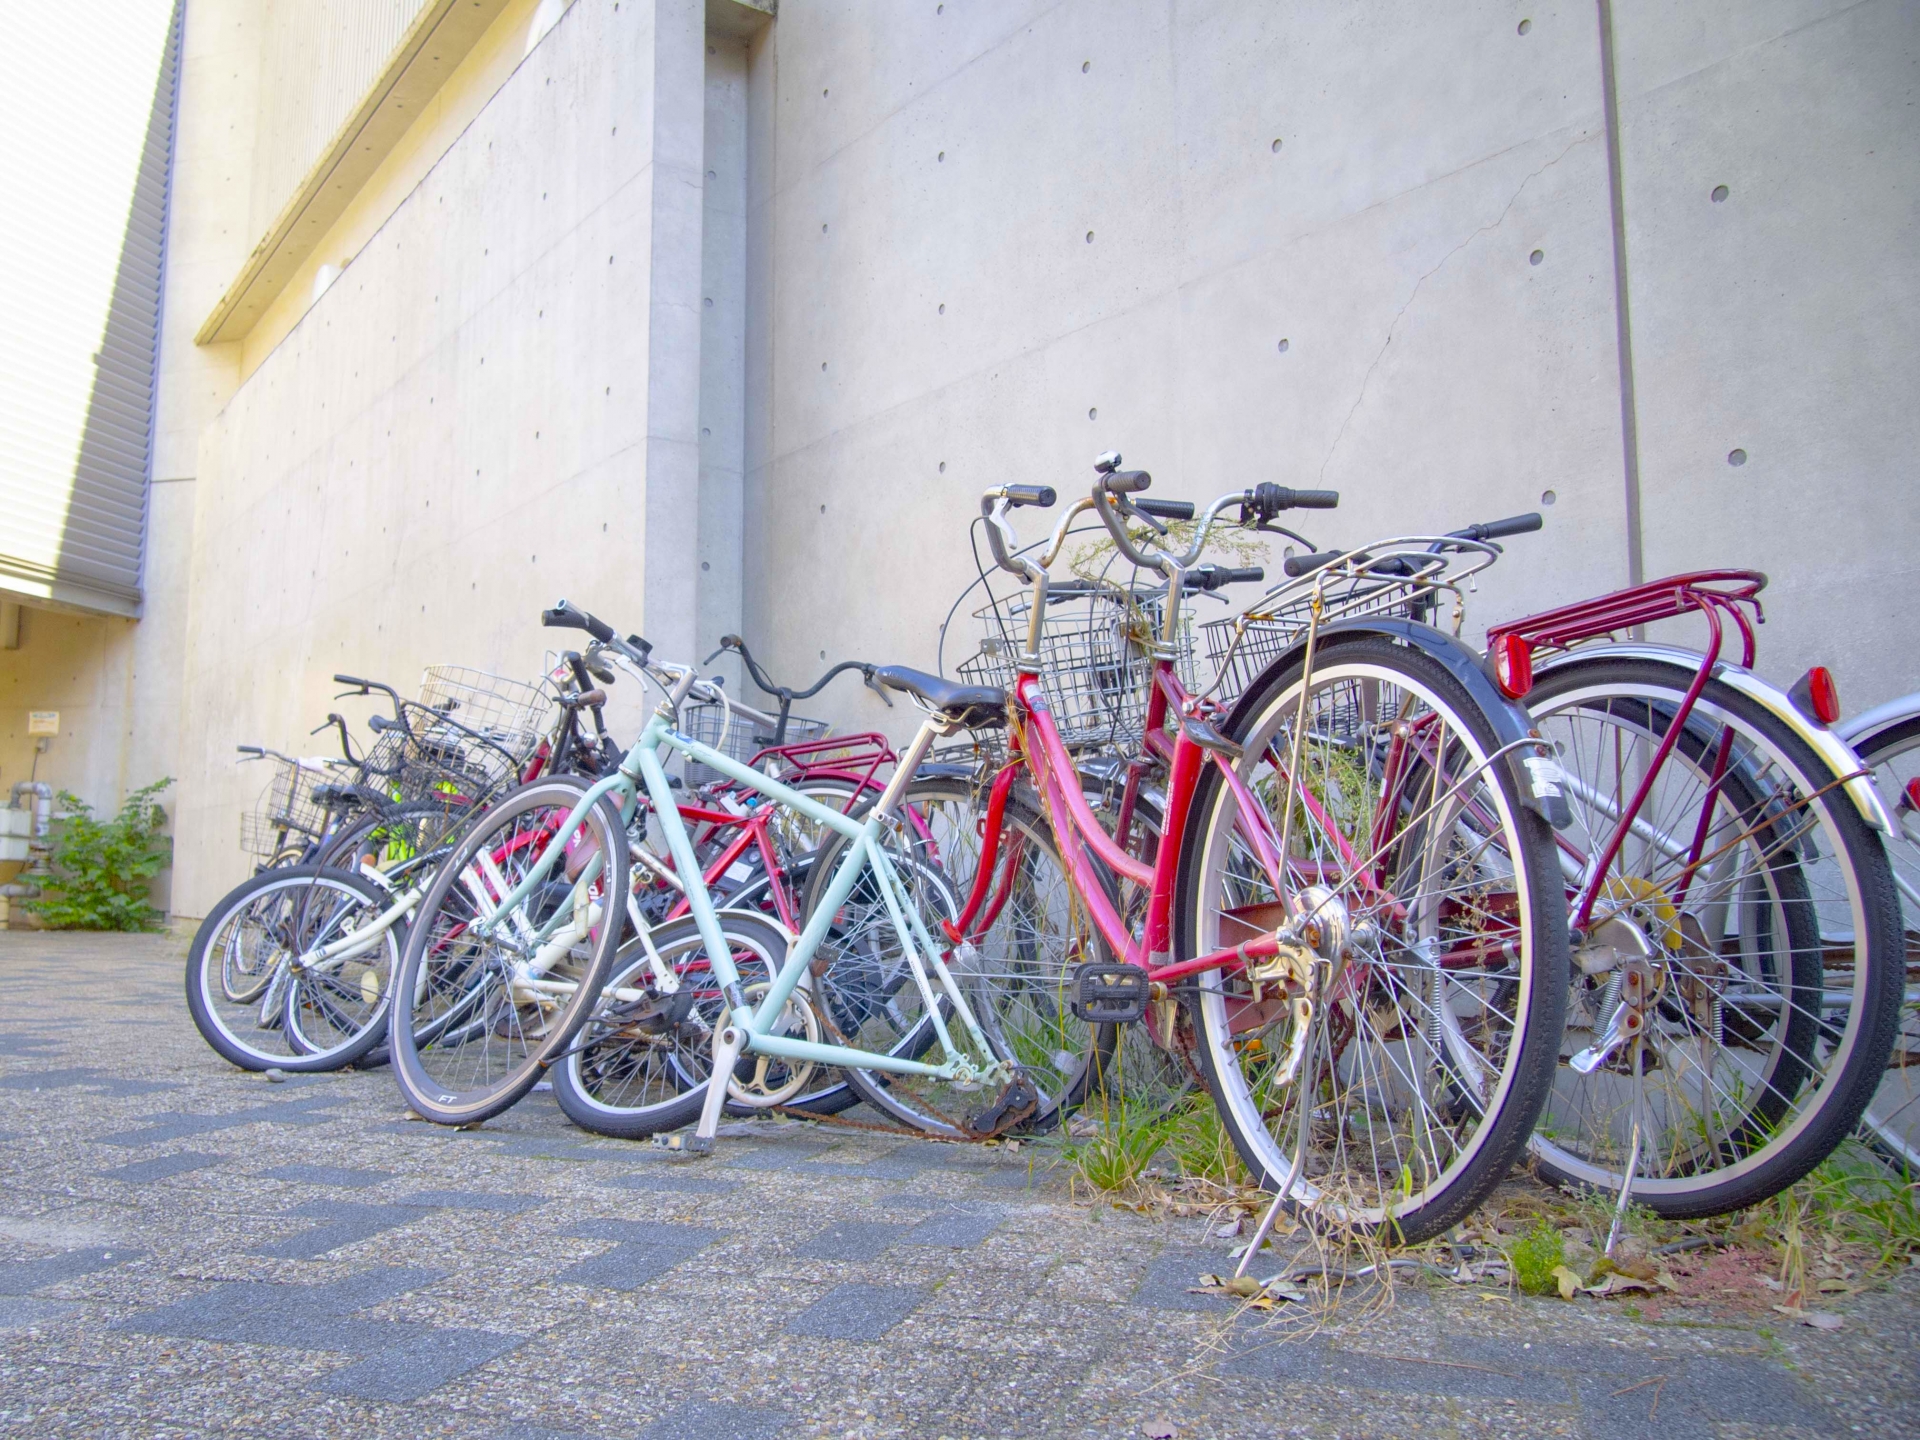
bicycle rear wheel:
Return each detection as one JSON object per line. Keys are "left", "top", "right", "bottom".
{"left": 388, "top": 777, "right": 629, "bottom": 1126}
{"left": 1529, "top": 659, "right": 1904, "bottom": 1214}
{"left": 550, "top": 910, "right": 798, "bottom": 1138}
{"left": 1846, "top": 709, "right": 1920, "bottom": 1169}
{"left": 1180, "top": 636, "right": 1569, "bottom": 1243}
{"left": 185, "top": 866, "right": 399, "bottom": 1072}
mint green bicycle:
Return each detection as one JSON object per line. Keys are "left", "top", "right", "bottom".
{"left": 387, "top": 601, "right": 1031, "bottom": 1147}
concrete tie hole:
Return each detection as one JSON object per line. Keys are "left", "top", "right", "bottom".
{"left": 1727, "top": 448, "right": 1748, "bottom": 467}
{"left": 1711, "top": 184, "right": 1730, "bottom": 203}
{"left": 1086, "top": 230, "right": 1095, "bottom": 243}
{"left": 938, "top": 303, "right": 945, "bottom": 314}
{"left": 1529, "top": 249, "right": 1544, "bottom": 266}
{"left": 1271, "top": 138, "right": 1283, "bottom": 153}
{"left": 1088, "top": 407, "right": 1098, "bottom": 421}
{"left": 1082, "top": 61, "right": 1090, "bottom": 73}
{"left": 1540, "top": 489, "right": 1556, "bottom": 506}
{"left": 1518, "top": 18, "right": 1532, "bottom": 35}
{"left": 938, "top": 461, "right": 946, "bottom": 473}
{"left": 1277, "top": 338, "right": 1289, "bottom": 353}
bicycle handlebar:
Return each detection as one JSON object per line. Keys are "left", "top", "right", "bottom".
{"left": 1447, "top": 511, "right": 1543, "bottom": 544}
{"left": 543, "top": 600, "right": 652, "bottom": 665}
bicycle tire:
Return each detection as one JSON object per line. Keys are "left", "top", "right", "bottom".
{"left": 1179, "top": 635, "right": 1570, "bottom": 1243}
{"left": 1527, "top": 658, "right": 1905, "bottom": 1215}
{"left": 388, "top": 776, "right": 629, "bottom": 1126}
{"left": 550, "top": 910, "right": 798, "bottom": 1138}
{"left": 185, "top": 865, "right": 401, "bottom": 1072}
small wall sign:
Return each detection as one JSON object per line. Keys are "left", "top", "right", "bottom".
{"left": 27, "top": 711, "right": 59, "bottom": 737}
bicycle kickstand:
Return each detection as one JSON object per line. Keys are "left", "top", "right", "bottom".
{"left": 655, "top": 1024, "right": 745, "bottom": 1158}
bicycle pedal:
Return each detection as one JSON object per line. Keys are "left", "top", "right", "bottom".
{"left": 1070, "top": 963, "right": 1151, "bottom": 1024}
{"left": 965, "top": 1074, "right": 1040, "bottom": 1138}
{"left": 650, "top": 1131, "right": 714, "bottom": 1158}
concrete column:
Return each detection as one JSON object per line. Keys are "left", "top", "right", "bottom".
{"left": 639, "top": 0, "right": 708, "bottom": 667}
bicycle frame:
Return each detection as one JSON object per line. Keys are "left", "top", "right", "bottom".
{"left": 473, "top": 705, "right": 1011, "bottom": 1089}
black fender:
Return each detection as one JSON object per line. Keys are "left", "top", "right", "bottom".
{"left": 1222, "top": 616, "right": 1572, "bottom": 829}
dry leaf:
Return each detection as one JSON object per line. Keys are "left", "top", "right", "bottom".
{"left": 1801, "top": 1310, "right": 1844, "bottom": 1331}
{"left": 1551, "top": 1264, "right": 1583, "bottom": 1301}
{"left": 1214, "top": 1219, "right": 1244, "bottom": 1239}
{"left": 1144, "top": 1422, "right": 1177, "bottom": 1439}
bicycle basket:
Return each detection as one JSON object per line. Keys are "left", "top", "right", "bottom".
{"left": 679, "top": 698, "right": 830, "bottom": 789}
{"left": 416, "top": 665, "right": 556, "bottom": 766}
{"left": 239, "top": 756, "right": 340, "bottom": 859}
{"left": 1199, "top": 541, "right": 1492, "bottom": 705}
{"left": 968, "top": 582, "right": 1192, "bottom": 750}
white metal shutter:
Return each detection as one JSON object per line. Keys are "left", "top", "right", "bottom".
{"left": 0, "top": 0, "right": 181, "bottom": 617}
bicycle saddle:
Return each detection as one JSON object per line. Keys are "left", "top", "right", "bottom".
{"left": 871, "top": 666, "right": 1005, "bottom": 729}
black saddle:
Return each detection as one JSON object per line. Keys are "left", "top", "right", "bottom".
{"left": 872, "top": 666, "right": 1006, "bottom": 730}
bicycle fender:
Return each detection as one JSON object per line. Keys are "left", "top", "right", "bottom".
{"left": 1224, "top": 616, "right": 1573, "bottom": 830}
{"left": 1532, "top": 643, "right": 1891, "bottom": 834}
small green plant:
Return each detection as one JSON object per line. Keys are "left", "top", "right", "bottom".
{"left": 1165, "top": 1095, "right": 1249, "bottom": 1187}
{"left": 1504, "top": 1218, "right": 1566, "bottom": 1296}
{"left": 1065, "top": 1100, "right": 1178, "bottom": 1194}
{"left": 25, "top": 779, "right": 173, "bottom": 932}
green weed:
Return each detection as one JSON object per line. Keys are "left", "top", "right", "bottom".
{"left": 1504, "top": 1218, "right": 1567, "bottom": 1296}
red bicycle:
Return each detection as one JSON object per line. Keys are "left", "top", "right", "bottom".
{"left": 830, "top": 457, "right": 1573, "bottom": 1241}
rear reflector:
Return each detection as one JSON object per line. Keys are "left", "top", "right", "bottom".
{"left": 1789, "top": 666, "right": 1841, "bottom": 726}
{"left": 1903, "top": 777, "right": 1920, "bottom": 814}
{"left": 1490, "top": 633, "right": 1533, "bottom": 699}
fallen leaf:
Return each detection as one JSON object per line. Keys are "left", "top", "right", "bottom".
{"left": 1816, "top": 1279, "right": 1853, "bottom": 1294}
{"left": 1551, "top": 1264, "right": 1583, "bottom": 1301}
{"left": 1144, "top": 1422, "right": 1177, "bottom": 1440}
{"left": 1584, "top": 1273, "right": 1659, "bottom": 1298}
{"left": 1801, "top": 1310, "right": 1844, "bottom": 1331}
{"left": 1214, "top": 1218, "right": 1244, "bottom": 1239}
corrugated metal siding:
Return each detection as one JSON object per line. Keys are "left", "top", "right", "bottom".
{"left": 249, "top": 0, "right": 432, "bottom": 242}
{"left": 0, "top": 0, "right": 181, "bottom": 616}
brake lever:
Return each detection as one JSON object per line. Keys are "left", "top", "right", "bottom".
{"left": 862, "top": 667, "right": 895, "bottom": 708}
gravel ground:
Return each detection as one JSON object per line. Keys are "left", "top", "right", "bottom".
{"left": 1, "top": 931, "right": 1915, "bottom": 1439}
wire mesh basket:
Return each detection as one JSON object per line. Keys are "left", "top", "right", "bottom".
{"left": 238, "top": 756, "right": 344, "bottom": 859}
{"left": 962, "top": 582, "right": 1192, "bottom": 751}
{"left": 416, "top": 665, "right": 557, "bottom": 761}
{"left": 679, "top": 698, "right": 830, "bottom": 789}
{"left": 1198, "top": 542, "right": 1490, "bottom": 704}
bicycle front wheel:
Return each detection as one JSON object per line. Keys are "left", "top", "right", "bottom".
{"left": 185, "top": 865, "right": 400, "bottom": 1072}
{"left": 1180, "top": 636, "right": 1569, "bottom": 1243}
{"left": 388, "top": 777, "right": 629, "bottom": 1126}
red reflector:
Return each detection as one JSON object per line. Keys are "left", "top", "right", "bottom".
{"left": 1790, "top": 666, "right": 1841, "bottom": 726}
{"left": 1901, "top": 777, "right": 1920, "bottom": 813}
{"left": 1491, "top": 634, "right": 1533, "bottom": 699}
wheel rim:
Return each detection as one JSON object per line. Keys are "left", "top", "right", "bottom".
{"left": 1528, "top": 679, "right": 1872, "bottom": 1198}
{"left": 1193, "top": 657, "right": 1539, "bottom": 1228}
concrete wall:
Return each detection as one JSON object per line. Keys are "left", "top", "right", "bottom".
{"left": 740, "top": 0, "right": 1919, "bottom": 738}
{"left": 169, "top": 0, "right": 709, "bottom": 918}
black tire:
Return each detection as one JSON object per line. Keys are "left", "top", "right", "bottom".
{"left": 1528, "top": 658, "right": 1906, "bottom": 1215}
{"left": 186, "top": 865, "right": 401, "bottom": 1072}
{"left": 550, "top": 911, "right": 800, "bottom": 1138}
{"left": 388, "top": 776, "right": 629, "bottom": 1126}
{"left": 1179, "top": 635, "right": 1569, "bottom": 1243}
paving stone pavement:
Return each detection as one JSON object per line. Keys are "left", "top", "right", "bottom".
{"left": 2, "top": 932, "right": 1917, "bottom": 1438}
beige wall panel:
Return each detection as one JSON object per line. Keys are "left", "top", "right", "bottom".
{"left": 173, "top": 0, "right": 704, "bottom": 917}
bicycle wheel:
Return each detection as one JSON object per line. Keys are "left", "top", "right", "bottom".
{"left": 800, "top": 776, "right": 1106, "bottom": 1136}
{"left": 1529, "top": 659, "right": 1904, "bottom": 1214}
{"left": 551, "top": 910, "right": 800, "bottom": 1138}
{"left": 388, "top": 776, "right": 629, "bottom": 1126}
{"left": 1179, "top": 635, "right": 1569, "bottom": 1243}
{"left": 1846, "top": 709, "right": 1920, "bottom": 1169}
{"left": 185, "top": 866, "right": 400, "bottom": 1072}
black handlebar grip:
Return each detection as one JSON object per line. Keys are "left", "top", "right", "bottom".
{"left": 1002, "top": 485, "right": 1056, "bottom": 508}
{"left": 1102, "top": 469, "right": 1152, "bottom": 495}
{"left": 542, "top": 600, "right": 616, "bottom": 644}
{"left": 368, "top": 713, "right": 398, "bottom": 733}
{"left": 1283, "top": 551, "right": 1341, "bottom": 578}
{"left": 1284, "top": 488, "right": 1340, "bottom": 509}
{"left": 1190, "top": 564, "right": 1267, "bottom": 593}
{"left": 1220, "top": 565, "right": 1265, "bottom": 586}
{"left": 1134, "top": 498, "right": 1195, "bottom": 521}
{"left": 332, "top": 673, "right": 372, "bottom": 689}
{"left": 1465, "top": 511, "right": 1544, "bottom": 541}
{"left": 236, "top": 744, "right": 264, "bottom": 756}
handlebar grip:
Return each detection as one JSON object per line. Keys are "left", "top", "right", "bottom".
{"left": 236, "top": 745, "right": 265, "bottom": 756}
{"left": 368, "top": 714, "right": 398, "bottom": 733}
{"left": 332, "top": 673, "right": 373, "bottom": 689}
{"left": 1134, "top": 498, "right": 1194, "bottom": 521}
{"left": 1284, "top": 489, "right": 1340, "bottom": 510}
{"left": 1102, "top": 469, "right": 1152, "bottom": 495}
{"left": 1189, "top": 564, "right": 1266, "bottom": 593}
{"left": 564, "top": 689, "right": 609, "bottom": 709}
{"left": 1003, "top": 485, "right": 1056, "bottom": 509}
{"left": 1453, "top": 511, "right": 1543, "bottom": 542}
{"left": 541, "top": 600, "right": 615, "bottom": 644}
{"left": 1283, "top": 551, "right": 1340, "bottom": 578}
